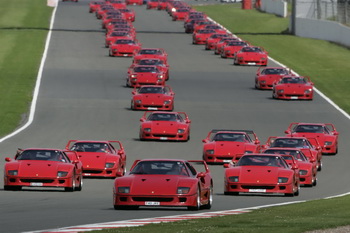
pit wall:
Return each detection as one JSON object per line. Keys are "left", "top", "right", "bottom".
{"left": 260, "top": 0, "right": 288, "bottom": 18}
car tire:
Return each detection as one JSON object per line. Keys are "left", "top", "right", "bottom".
{"left": 131, "top": 101, "right": 135, "bottom": 110}
{"left": 187, "top": 187, "right": 201, "bottom": 210}
{"left": 317, "top": 161, "right": 322, "bottom": 171}
{"left": 75, "top": 175, "right": 83, "bottom": 191}
{"left": 65, "top": 174, "right": 75, "bottom": 192}
{"left": 202, "top": 185, "right": 213, "bottom": 209}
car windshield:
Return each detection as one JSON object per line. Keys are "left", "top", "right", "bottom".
{"left": 212, "top": 133, "right": 247, "bottom": 142}
{"left": 138, "top": 59, "right": 163, "bottom": 66}
{"left": 237, "top": 155, "right": 287, "bottom": 168}
{"left": 271, "top": 138, "right": 310, "bottom": 149}
{"left": 280, "top": 77, "right": 307, "bottom": 84}
{"left": 130, "top": 161, "right": 189, "bottom": 176}
{"left": 241, "top": 47, "right": 262, "bottom": 53}
{"left": 294, "top": 125, "right": 324, "bottom": 133}
{"left": 110, "top": 32, "right": 127, "bottom": 36}
{"left": 198, "top": 29, "right": 215, "bottom": 34}
{"left": 228, "top": 41, "right": 248, "bottom": 46}
{"left": 139, "top": 49, "right": 161, "bottom": 55}
{"left": 148, "top": 113, "right": 178, "bottom": 121}
{"left": 17, "top": 150, "right": 67, "bottom": 162}
{"left": 134, "top": 66, "right": 158, "bottom": 73}
{"left": 116, "top": 39, "right": 135, "bottom": 44}
{"left": 263, "top": 149, "right": 307, "bottom": 161}
{"left": 139, "top": 86, "right": 164, "bottom": 94}
{"left": 262, "top": 68, "right": 288, "bottom": 75}
{"left": 70, "top": 143, "right": 110, "bottom": 152}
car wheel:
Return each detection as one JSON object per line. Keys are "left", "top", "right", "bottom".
{"left": 126, "top": 79, "right": 130, "bottom": 87}
{"left": 294, "top": 184, "right": 300, "bottom": 196}
{"left": 131, "top": 101, "right": 135, "bottom": 110}
{"left": 202, "top": 185, "right": 213, "bottom": 209}
{"left": 317, "top": 160, "right": 322, "bottom": 171}
{"left": 75, "top": 175, "right": 83, "bottom": 191}
{"left": 65, "top": 174, "right": 75, "bottom": 192}
{"left": 187, "top": 187, "right": 201, "bottom": 210}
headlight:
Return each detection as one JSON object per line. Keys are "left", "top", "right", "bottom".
{"left": 131, "top": 74, "right": 137, "bottom": 78}
{"left": 277, "top": 89, "right": 284, "bottom": 94}
{"left": 278, "top": 177, "right": 289, "bottom": 183}
{"left": 206, "top": 150, "right": 214, "bottom": 154}
{"left": 304, "top": 89, "right": 312, "bottom": 94}
{"left": 164, "top": 100, "right": 171, "bottom": 105}
{"left": 118, "top": 187, "right": 130, "bottom": 193}
{"left": 132, "top": 78, "right": 137, "bottom": 82}
{"left": 8, "top": 170, "right": 18, "bottom": 176}
{"left": 171, "top": 8, "right": 176, "bottom": 12}
{"left": 229, "top": 176, "right": 239, "bottom": 182}
{"left": 105, "top": 163, "right": 115, "bottom": 168}
{"left": 238, "top": 57, "right": 244, "bottom": 60}
{"left": 57, "top": 171, "right": 68, "bottom": 177}
{"left": 177, "top": 187, "right": 190, "bottom": 194}
{"left": 113, "top": 49, "right": 118, "bottom": 52}
{"left": 144, "top": 128, "right": 151, "bottom": 132}
{"left": 135, "top": 100, "right": 142, "bottom": 104}
{"left": 178, "top": 129, "right": 185, "bottom": 133}
{"left": 324, "top": 141, "right": 332, "bottom": 146}
{"left": 244, "top": 151, "right": 253, "bottom": 154}
{"left": 299, "top": 170, "right": 308, "bottom": 175}
{"left": 261, "top": 57, "right": 267, "bottom": 60}
{"left": 260, "top": 80, "right": 266, "bottom": 84}
{"left": 158, "top": 75, "right": 164, "bottom": 79}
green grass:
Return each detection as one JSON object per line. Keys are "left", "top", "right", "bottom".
{"left": 93, "top": 195, "right": 350, "bottom": 233}
{"left": 0, "top": 0, "right": 52, "bottom": 136}
{"left": 194, "top": 5, "right": 350, "bottom": 113}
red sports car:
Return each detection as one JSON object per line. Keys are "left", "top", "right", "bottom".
{"left": 109, "top": 39, "right": 142, "bottom": 57}
{"left": 262, "top": 148, "right": 317, "bottom": 187}
{"left": 131, "top": 85, "right": 175, "bottom": 111}
{"left": 132, "top": 58, "right": 169, "bottom": 80}
{"left": 284, "top": 122, "right": 339, "bottom": 155}
{"left": 113, "top": 159, "right": 213, "bottom": 210}
{"left": 108, "top": 0, "right": 127, "bottom": 9}
{"left": 105, "top": 31, "right": 133, "bottom": 48}
{"left": 205, "top": 33, "right": 231, "bottom": 50}
{"left": 233, "top": 46, "right": 268, "bottom": 66}
{"left": 221, "top": 40, "right": 249, "bottom": 58}
{"left": 255, "top": 67, "right": 291, "bottom": 90}
{"left": 147, "top": 0, "right": 159, "bottom": 9}
{"left": 139, "top": 111, "right": 191, "bottom": 141}
{"left": 66, "top": 140, "right": 127, "bottom": 178}
{"left": 224, "top": 154, "right": 300, "bottom": 196}
{"left": 133, "top": 48, "right": 168, "bottom": 64}
{"left": 202, "top": 130, "right": 261, "bottom": 164}
{"left": 214, "top": 37, "right": 239, "bottom": 55}
{"left": 4, "top": 148, "right": 83, "bottom": 191}
{"left": 126, "top": 0, "right": 143, "bottom": 5}
{"left": 192, "top": 29, "right": 216, "bottom": 45}
{"left": 264, "top": 136, "right": 323, "bottom": 171}
{"left": 127, "top": 65, "right": 166, "bottom": 87}
{"left": 119, "top": 8, "right": 136, "bottom": 22}
{"left": 89, "top": 1, "right": 105, "bottom": 13}
{"left": 272, "top": 76, "right": 314, "bottom": 100}
{"left": 172, "top": 8, "right": 191, "bottom": 21}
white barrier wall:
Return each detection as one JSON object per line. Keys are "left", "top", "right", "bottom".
{"left": 261, "top": 0, "right": 288, "bottom": 18}
{"left": 295, "top": 17, "right": 350, "bottom": 48}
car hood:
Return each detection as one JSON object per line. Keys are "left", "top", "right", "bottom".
{"left": 16, "top": 161, "right": 68, "bottom": 177}
{"left": 147, "top": 121, "right": 185, "bottom": 133}
{"left": 134, "top": 94, "right": 169, "bottom": 103}
{"left": 212, "top": 142, "right": 247, "bottom": 154}
{"left": 237, "top": 166, "right": 282, "bottom": 184}
{"left": 76, "top": 152, "right": 113, "bottom": 169}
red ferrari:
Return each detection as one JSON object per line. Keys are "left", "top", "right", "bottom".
{"left": 147, "top": 0, "right": 159, "bottom": 9}
{"left": 214, "top": 37, "right": 239, "bottom": 55}
{"left": 127, "top": 65, "right": 166, "bottom": 87}
{"left": 205, "top": 33, "right": 232, "bottom": 50}
{"left": 262, "top": 148, "right": 317, "bottom": 187}
{"left": 272, "top": 76, "right": 314, "bottom": 100}
{"left": 192, "top": 29, "right": 216, "bottom": 45}
{"left": 131, "top": 85, "right": 175, "bottom": 111}
{"left": 202, "top": 130, "right": 261, "bottom": 164}
{"left": 133, "top": 48, "right": 168, "bottom": 64}
{"left": 4, "top": 148, "right": 83, "bottom": 191}
{"left": 89, "top": 1, "right": 105, "bottom": 13}
{"left": 255, "top": 67, "right": 291, "bottom": 90}
{"left": 264, "top": 136, "right": 323, "bottom": 171}
{"left": 126, "top": 0, "right": 143, "bottom": 5}
{"left": 113, "top": 159, "right": 213, "bottom": 210}
{"left": 105, "top": 31, "right": 133, "bottom": 48}
{"left": 224, "top": 154, "right": 300, "bottom": 196}
{"left": 233, "top": 46, "right": 268, "bottom": 66}
{"left": 109, "top": 39, "right": 142, "bottom": 57}
{"left": 66, "top": 140, "right": 127, "bottom": 178}
{"left": 132, "top": 58, "right": 169, "bottom": 80}
{"left": 284, "top": 122, "right": 339, "bottom": 155}
{"left": 139, "top": 111, "right": 191, "bottom": 141}
{"left": 221, "top": 40, "right": 249, "bottom": 58}
{"left": 119, "top": 8, "right": 136, "bottom": 22}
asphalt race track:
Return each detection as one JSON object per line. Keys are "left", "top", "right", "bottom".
{"left": 1, "top": 1, "right": 350, "bottom": 232}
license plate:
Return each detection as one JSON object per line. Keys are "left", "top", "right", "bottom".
{"left": 160, "top": 137, "right": 168, "bottom": 140}
{"left": 85, "top": 173, "right": 91, "bottom": 176}
{"left": 223, "top": 160, "right": 232, "bottom": 163}
{"left": 248, "top": 62, "right": 256, "bottom": 65}
{"left": 30, "top": 182, "right": 43, "bottom": 187}
{"left": 249, "top": 189, "right": 266, "bottom": 193}
{"left": 147, "top": 107, "right": 158, "bottom": 110}
{"left": 123, "top": 54, "right": 128, "bottom": 57}
{"left": 290, "top": 96, "right": 298, "bottom": 99}
{"left": 145, "top": 201, "right": 160, "bottom": 206}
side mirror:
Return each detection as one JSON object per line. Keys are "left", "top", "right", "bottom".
{"left": 132, "top": 91, "right": 136, "bottom": 95}
{"left": 140, "top": 118, "right": 145, "bottom": 122}
{"left": 333, "top": 132, "right": 339, "bottom": 135}
{"left": 223, "top": 163, "right": 230, "bottom": 168}
{"left": 197, "top": 172, "right": 206, "bottom": 178}
{"left": 5, "top": 157, "right": 12, "bottom": 162}
{"left": 118, "top": 150, "right": 124, "bottom": 155}
{"left": 255, "top": 140, "right": 260, "bottom": 144}
{"left": 72, "top": 160, "right": 80, "bottom": 164}
{"left": 284, "top": 130, "right": 290, "bottom": 134}
{"left": 186, "top": 120, "right": 191, "bottom": 124}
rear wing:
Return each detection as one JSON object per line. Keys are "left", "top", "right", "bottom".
{"left": 188, "top": 160, "right": 210, "bottom": 173}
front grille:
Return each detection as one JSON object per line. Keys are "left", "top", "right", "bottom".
{"left": 132, "top": 197, "right": 174, "bottom": 202}
{"left": 143, "top": 105, "right": 163, "bottom": 108}
{"left": 153, "top": 134, "right": 177, "bottom": 138}
{"left": 216, "top": 156, "right": 234, "bottom": 160}
{"left": 83, "top": 170, "right": 102, "bottom": 174}
{"left": 286, "top": 94, "right": 303, "bottom": 97}
{"left": 241, "top": 185, "right": 275, "bottom": 190}
{"left": 20, "top": 179, "right": 54, "bottom": 183}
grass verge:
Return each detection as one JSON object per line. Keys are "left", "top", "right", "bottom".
{"left": 194, "top": 5, "right": 350, "bottom": 113}
{"left": 0, "top": 0, "right": 52, "bottom": 136}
